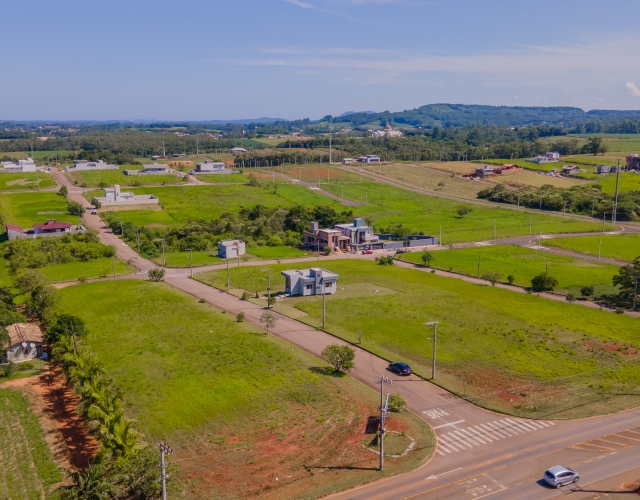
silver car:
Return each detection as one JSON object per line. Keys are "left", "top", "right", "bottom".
{"left": 544, "top": 465, "right": 579, "bottom": 488}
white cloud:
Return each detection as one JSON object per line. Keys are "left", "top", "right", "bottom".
{"left": 282, "top": 0, "right": 324, "bottom": 10}
{"left": 626, "top": 82, "right": 640, "bottom": 96}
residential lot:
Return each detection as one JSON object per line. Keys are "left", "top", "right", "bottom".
{"left": 56, "top": 280, "right": 434, "bottom": 499}
{"left": 197, "top": 259, "right": 640, "bottom": 419}
{"left": 0, "top": 172, "right": 56, "bottom": 191}
{"left": 548, "top": 233, "right": 640, "bottom": 263}
{"left": 0, "top": 192, "right": 77, "bottom": 227}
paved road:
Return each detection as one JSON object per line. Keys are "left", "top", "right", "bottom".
{"left": 49, "top": 167, "right": 640, "bottom": 499}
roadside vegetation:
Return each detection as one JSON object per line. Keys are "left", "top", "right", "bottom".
{"left": 197, "top": 259, "right": 640, "bottom": 419}
{"left": 55, "top": 280, "right": 434, "bottom": 499}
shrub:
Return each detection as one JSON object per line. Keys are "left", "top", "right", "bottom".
{"left": 236, "top": 312, "right": 245, "bottom": 323}
{"left": 615, "top": 307, "right": 625, "bottom": 314}
{"left": 321, "top": 344, "right": 355, "bottom": 373}
{"left": 58, "top": 185, "right": 68, "bottom": 197}
{"left": 481, "top": 271, "right": 502, "bottom": 286}
{"left": 67, "top": 201, "right": 85, "bottom": 216}
{"left": 566, "top": 292, "right": 576, "bottom": 303}
{"left": 388, "top": 393, "right": 407, "bottom": 412}
{"left": 531, "top": 273, "right": 559, "bottom": 292}
{"left": 456, "top": 206, "right": 473, "bottom": 218}
{"left": 580, "top": 285, "right": 595, "bottom": 299}
{"left": 421, "top": 250, "right": 435, "bottom": 267}
{"left": 376, "top": 256, "right": 395, "bottom": 266}
{"left": 506, "top": 275, "right": 515, "bottom": 285}
{"left": 148, "top": 269, "right": 166, "bottom": 282}
{"left": 241, "top": 292, "right": 251, "bottom": 301}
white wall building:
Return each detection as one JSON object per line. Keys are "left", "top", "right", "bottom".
{"left": 196, "top": 160, "right": 225, "bottom": 173}
{"left": 96, "top": 184, "right": 159, "bottom": 206}
{"left": 355, "top": 155, "right": 381, "bottom": 163}
{"left": 230, "top": 147, "right": 248, "bottom": 154}
{"left": 217, "top": 239, "right": 246, "bottom": 259}
{"left": 123, "top": 164, "right": 170, "bottom": 175}
{"left": 0, "top": 158, "right": 37, "bottom": 173}
{"left": 281, "top": 268, "right": 339, "bottom": 297}
{"left": 67, "top": 159, "right": 119, "bottom": 172}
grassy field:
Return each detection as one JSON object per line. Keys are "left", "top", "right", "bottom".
{"left": 0, "top": 152, "right": 28, "bottom": 160}
{"left": 151, "top": 250, "right": 223, "bottom": 267}
{"left": 0, "top": 192, "right": 78, "bottom": 227}
{"left": 0, "top": 173, "right": 56, "bottom": 191}
{"left": 197, "top": 259, "right": 640, "bottom": 419}
{"left": 401, "top": 245, "right": 619, "bottom": 296}
{"left": 95, "top": 179, "right": 603, "bottom": 243}
{"left": 195, "top": 173, "right": 247, "bottom": 183}
{"left": 38, "top": 257, "right": 135, "bottom": 282}
{"left": 322, "top": 182, "right": 602, "bottom": 243}
{"left": 0, "top": 388, "right": 63, "bottom": 499}
{"left": 547, "top": 234, "right": 640, "bottom": 263}
{"left": 67, "top": 167, "right": 189, "bottom": 188}
{"left": 57, "top": 281, "right": 433, "bottom": 499}
{"left": 595, "top": 171, "right": 640, "bottom": 194}
{"left": 247, "top": 245, "right": 309, "bottom": 260}
{"left": 30, "top": 150, "right": 69, "bottom": 159}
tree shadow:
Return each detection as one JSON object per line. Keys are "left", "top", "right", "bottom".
{"left": 308, "top": 366, "right": 346, "bottom": 378}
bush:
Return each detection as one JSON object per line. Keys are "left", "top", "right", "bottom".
{"left": 421, "top": 250, "right": 435, "bottom": 267}
{"left": 506, "top": 275, "right": 515, "bottom": 285}
{"left": 236, "top": 312, "right": 245, "bottom": 323}
{"left": 148, "top": 269, "right": 166, "bottom": 282}
{"left": 376, "top": 255, "right": 395, "bottom": 266}
{"left": 566, "top": 292, "right": 576, "bottom": 303}
{"left": 241, "top": 292, "right": 251, "bottom": 301}
{"left": 456, "top": 206, "right": 473, "bottom": 218}
{"left": 321, "top": 344, "right": 355, "bottom": 373}
{"left": 615, "top": 307, "right": 625, "bottom": 314}
{"left": 531, "top": 273, "right": 559, "bottom": 292}
{"left": 67, "top": 201, "right": 85, "bottom": 216}
{"left": 58, "top": 185, "right": 68, "bottom": 197}
{"left": 580, "top": 285, "right": 595, "bottom": 299}
{"left": 481, "top": 271, "right": 502, "bottom": 286}
{"left": 388, "top": 393, "right": 407, "bottom": 412}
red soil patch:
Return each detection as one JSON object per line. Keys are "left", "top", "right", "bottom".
{"left": 4, "top": 367, "right": 99, "bottom": 470}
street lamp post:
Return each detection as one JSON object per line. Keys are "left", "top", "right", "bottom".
{"left": 425, "top": 321, "right": 439, "bottom": 379}
{"left": 377, "top": 375, "right": 392, "bottom": 471}
{"left": 188, "top": 248, "right": 193, "bottom": 277}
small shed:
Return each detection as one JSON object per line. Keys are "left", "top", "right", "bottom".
{"left": 5, "top": 323, "right": 44, "bottom": 362}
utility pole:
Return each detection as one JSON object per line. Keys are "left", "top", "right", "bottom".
{"left": 136, "top": 227, "right": 140, "bottom": 251}
{"left": 376, "top": 375, "right": 392, "bottom": 471}
{"left": 157, "top": 442, "right": 173, "bottom": 500}
{"left": 267, "top": 269, "right": 271, "bottom": 300}
{"left": 226, "top": 258, "right": 230, "bottom": 292}
{"left": 329, "top": 123, "right": 332, "bottom": 165}
{"left": 120, "top": 217, "right": 123, "bottom": 235}
{"left": 634, "top": 277, "right": 638, "bottom": 311}
{"left": 477, "top": 254, "right": 481, "bottom": 278}
{"left": 613, "top": 160, "right": 621, "bottom": 225}
{"left": 439, "top": 226, "right": 442, "bottom": 246}
{"left": 598, "top": 240, "right": 602, "bottom": 262}
{"left": 112, "top": 257, "right": 117, "bottom": 280}
{"left": 603, "top": 212, "right": 606, "bottom": 232}
{"left": 494, "top": 220, "right": 496, "bottom": 239}
{"left": 322, "top": 277, "right": 326, "bottom": 329}
{"left": 162, "top": 240, "right": 166, "bottom": 266}
{"left": 425, "top": 321, "right": 439, "bottom": 378}
{"left": 188, "top": 248, "right": 193, "bottom": 277}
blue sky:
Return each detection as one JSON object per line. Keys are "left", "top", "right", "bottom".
{"left": 2, "top": 0, "right": 640, "bottom": 120}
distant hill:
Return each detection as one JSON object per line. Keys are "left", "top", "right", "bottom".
{"left": 332, "top": 104, "right": 640, "bottom": 129}
{"left": 338, "top": 111, "right": 376, "bottom": 117}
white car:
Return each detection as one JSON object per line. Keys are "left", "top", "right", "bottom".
{"left": 544, "top": 466, "right": 579, "bottom": 488}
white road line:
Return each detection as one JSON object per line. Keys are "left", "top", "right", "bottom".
{"left": 480, "top": 423, "right": 508, "bottom": 439}
{"left": 433, "top": 420, "right": 465, "bottom": 429}
{"left": 458, "top": 428, "right": 489, "bottom": 444}
{"left": 436, "top": 449, "right": 446, "bottom": 456}
{"left": 467, "top": 426, "right": 494, "bottom": 442}
{"left": 440, "top": 434, "right": 469, "bottom": 450}
{"left": 452, "top": 430, "right": 483, "bottom": 446}
{"left": 438, "top": 443, "right": 455, "bottom": 453}
{"left": 498, "top": 420, "right": 525, "bottom": 434}
{"left": 507, "top": 419, "right": 537, "bottom": 431}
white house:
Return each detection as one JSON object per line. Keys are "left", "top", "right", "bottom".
{"left": 67, "top": 159, "right": 119, "bottom": 172}
{"left": 281, "top": 268, "right": 339, "bottom": 297}
{"left": 217, "top": 239, "right": 246, "bottom": 259}
{"left": 371, "top": 124, "right": 403, "bottom": 138}
{"left": 5, "top": 220, "right": 86, "bottom": 240}
{"left": 230, "top": 147, "right": 248, "bottom": 154}
{"left": 355, "top": 155, "right": 381, "bottom": 163}
{"left": 96, "top": 185, "right": 159, "bottom": 206}
{"left": 0, "top": 158, "right": 37, "bottom": 173}
{"left": 5, "top": 323, "right": 44, "bottom": 362}
{"left": 562, "top": 165, "right": 580, "bottom": 176}
{"left": 334, "top": 218, "right": 379, "bottom": 250}
{"left": 123, "top": 164, "right": 170, "bottom": 175}
{"left": 546, "top": 152, "right": 561, "bottom": 160}
{"left": 196, "top": 160, "right": 225, "bottom": 173}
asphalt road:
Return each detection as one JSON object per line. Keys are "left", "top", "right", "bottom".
{"left": 49, "top": 168, "right": 640, "bottom": 499}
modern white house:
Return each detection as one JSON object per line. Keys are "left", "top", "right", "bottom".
{"left": 5, "top": 323, "right": 44, "bottom": 362}
{"left": 96, "top": 185, "right": 159, "bottom": 206}
{"left": 230, "top": 147, "right": 248, "bottom": 154}
{"left": 196, "top": 160, "right": 225, "bottom": 173}
{"left": 67, "top": 159, "right": 119, "bottom": 172}
{"left": 355, "top": 155, "right": 381, "bottom": 163}
{"left": 217, "top": 239, "right": 246, "bottom": 259}
{"left": 123, "top": 164, "right": 170, "bottom": 175}
{"left": 281, "top": 268, "right": 339, "bottom": 297}
{"left": 334, "top": 218, "right": 379, "bottom": 250}
{"left": 546, "top": 151, "right": 561, "bottom": 160}
{"left": 0, "top": 158, "right": 37, "bottom": 173}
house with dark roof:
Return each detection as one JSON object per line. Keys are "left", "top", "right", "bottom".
{"left": 4, "top": 219, "right": 86, "bottom": 240}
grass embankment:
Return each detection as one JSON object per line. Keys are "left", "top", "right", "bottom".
{"left": 547, "top": 234, "right": 640, "bottom": 263}
{"left": 66, "top": 167, "right": 188, "bottom": 188}
{"left": 401, "top": 245, "right": 619, "bottom": 296}
{"left": 0, "top": 388, "right": 63, "bottom": 499}
{"left": 197, "top": 259, "right": 640, "bottom": 419}
{"left": 0, "top": 192, "right": 77, "bottom": 227}
{"left": 0, "top": 173, "right": 56, "bottom": 191}
{"left": 57, "top": 281, "right": 433, "bottom": 499}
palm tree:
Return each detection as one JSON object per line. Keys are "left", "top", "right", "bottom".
{"left": 55, "top": 452, "right": 120, "bottom": 500}
{"left": 102, "top": 416, "right": 140, "bottom": 459}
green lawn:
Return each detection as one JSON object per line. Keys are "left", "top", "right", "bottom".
{"left": 595, "top": 171, "right": 640, "bottom": 194}
{"left": 0, "top": 192, "right": 77, "bottom": 227}
{"left": 56, "top": 280, "right": 433, "bottom": 499}
{"left": 0, "top": 173, "right": 56, "bottom": 191}
{"left": 0, "top": 388, "right": 63, "bottom": 500}
{"left": 197, "top": 259, "right": 640, "bottom": 419}
{"left": 195, "top": 173, "right": 248, "bottom": 183}
{"left": 547, "top": 234, "right": 640, "bottom": 263}
{"left": 67, "top": 167, "right": 189, "bottom": 188}
{"left": 30, "top": 150, "right": 69, "bottom": 159}
{"left": 38, "top": 257, "right": 135, "bottom": 282}
{"left": 247, "top": 246, "right": 309, "bottom": 260}
{"left": 401, "top": 245, "right": 619, "bottom": 295}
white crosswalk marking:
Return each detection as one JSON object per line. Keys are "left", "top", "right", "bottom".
{"left": 435, "top": 418, "right": 555, "bottom": 454}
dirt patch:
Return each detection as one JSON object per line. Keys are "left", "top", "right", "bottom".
{"left": 3, "top": 367, "right": 99, "bottom": 471}
{"left": 7, "top": 178, "right": 38, "bottom": 186}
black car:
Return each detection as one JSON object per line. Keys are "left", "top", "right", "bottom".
{"left": 389, "top": 362, "right": 412, "bottom": 375}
